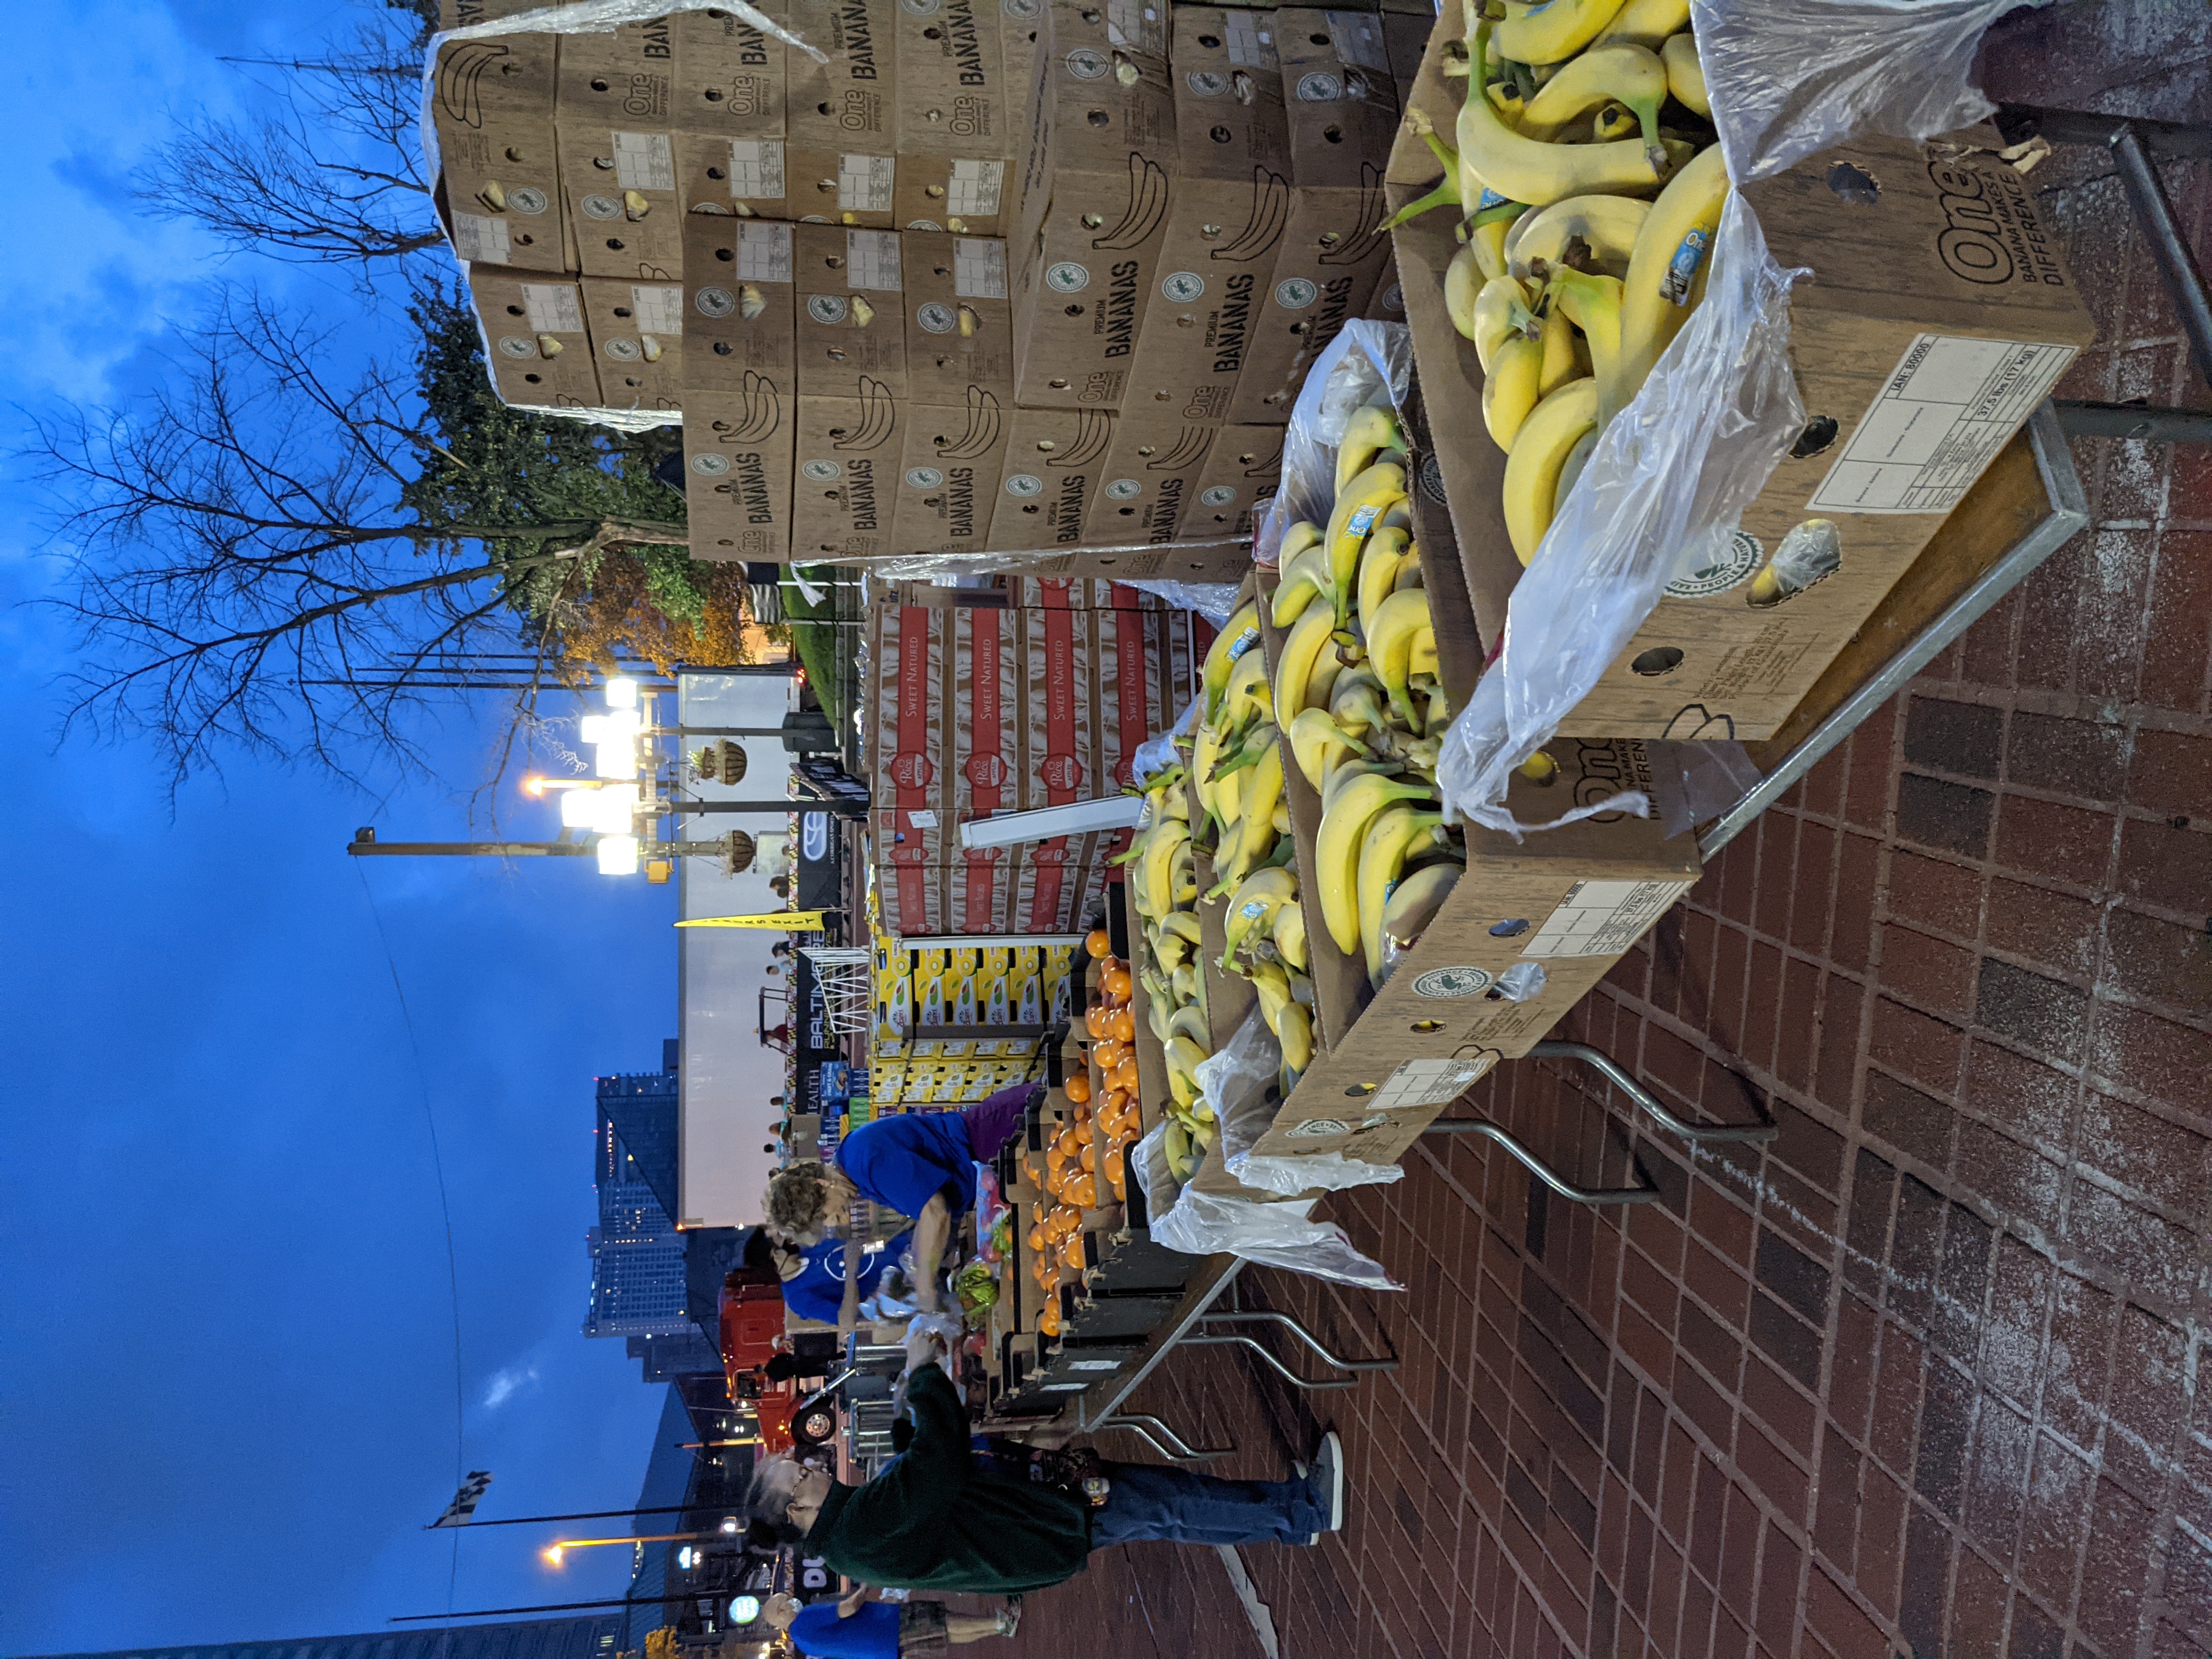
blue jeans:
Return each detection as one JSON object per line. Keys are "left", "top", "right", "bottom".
{"left": 1090, "top": 1462, "right": 1324, "bottom": 1548}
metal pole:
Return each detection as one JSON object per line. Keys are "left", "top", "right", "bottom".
{"left": 2053, "top": 399, "right": 2212, "bottom": 444}
{"left": 347, "top": 839, "right": 596, "bottom": 856}
{"left": 674, "top": 727, "right": 793, "bottom": 737}
{"left": 390, "top": 1595, "right": 693, "bottom": 1622}
{"left": 668, "top": 801, "right": 804, "bottom": 814}
{"left": 426, "top": 1502, "right": 737, "bottom": 1531}
{"left": 2107, "top": 123, "right": 2212, "bottom": 387}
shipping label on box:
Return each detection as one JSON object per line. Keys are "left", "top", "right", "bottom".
{"left": 673, "top": 2, "right": 787, "bottom": 137}
{"left": 904, "top": 234, "right": 1015, "bottom": 400}
{"left": 675, "top": 132, "right": 793, "bottom": 214}
{"left": 682, "top": 377, "right": 796, "bottom": 560}
{"left": 891, "top": 391, "right": 1011, "bottom": 557}
{"left": 557, "top": 128, "right": 685, "bottom": 278}
{"left": 774, "top": 144, "right": 901, "bottom": 226}
{"left": 1082, "top": 412, "right": 1219, "bottom": 546}
{"left": 895, "top": 154, "right": 1014, "bottom": 236}
{"left": 581, "top": 275, "right": 685, "bottom": 411}
{"left": 1008, "top": 31, "right": 1178, "bottom": 410}
{"left": 794, "top": 225, "right": 910, "bottom": 396}
{"left": 470, "top": 268, "right": 603, "bottom": 407}
{"left": 988, "top": 407, "right": 1116, "bottom": 550}
{"left": 794, "top": 392, "right": 902, "bottom": 560}
{"left": 787, "top": 0, "right": 896, "bottom": 148}
{"left": 1119, "top": 6, "right": 1286, "bottom": 419}
{"left": 684, "top": 216, "right": 798, "bottom": 386}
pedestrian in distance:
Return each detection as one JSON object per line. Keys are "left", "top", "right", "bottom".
{"left": 761, "top": 1589, "right": 1017, "bottom": 1658}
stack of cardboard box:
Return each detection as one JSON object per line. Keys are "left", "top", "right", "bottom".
{"left": 864, "top": 581, "right": 1211, "bottom": 934}
{"left": 432, "top": 1, "right": 1428, "bottom": 570}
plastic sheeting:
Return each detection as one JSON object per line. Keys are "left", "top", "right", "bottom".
{"left": 1125, "top": 580, "right": 1241, "bottom": 625}
{"left": 828, "top": 536, "right": 1250, "bottom": 583}
{"left": 1694, "top": 0, "right": 2053, "bottom": 184}
{"left": 1256, "top": 320, "right": 1414, "bottom": 565}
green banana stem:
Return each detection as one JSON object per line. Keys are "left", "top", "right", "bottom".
{"left": 1383, "top": 115, "right": 1465, "bottom": 232}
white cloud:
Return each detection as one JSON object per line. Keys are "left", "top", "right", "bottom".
{"left": 481, "top": 1365, "right": 540, "bottom": 1410}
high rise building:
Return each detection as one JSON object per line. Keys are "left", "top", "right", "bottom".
{"left": 27, "top": 1616, "right": 626, "bottom": 1659}
{"left": 586, "top": 1065, "right": 691, "bottom": 1340}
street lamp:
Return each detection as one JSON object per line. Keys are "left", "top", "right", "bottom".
{"left": 522, "top": 679, "right": 659, "bottom": 876}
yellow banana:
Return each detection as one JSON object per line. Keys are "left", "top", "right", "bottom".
{"left": 1517, "top": 43, "right": 1668, "bottom": 171}
{"left": 1380, "top": 862, "right": 1460, "bottom": 957}
{"left": 1248, "top": 957, "right": 1293, "bottom": 1035}
{"left": 1470, "top": 274, "right": 1538, "bottom": 373}
{"left": 1516, "top": 749, "right": 1560, "bottom": 785}
{"left": 1278, "top": 519, "right": 1323, "bottom": 565}
{"left": 1137, "top": 818, "right": 1189, "bottom": 924}
{"left": 1165, "top": 1036, "right": 1206, "bottom": 1108}
{"left": 1503, "top": 377, "right": 1600, "bottom": 567}
{"left": 1329, "top": 669, "right": 1388, "bottom": 740}
{"left": 1545, "top": 266, "right": 1630, "bottom": 421}
{"left": 1617, "top": 142, "right": 1729, "bottom": 405}
{"left": 1335, "top": 404, "right": 1407, "bottom": 498}
{"left": 1316, "top": 770, "right": 1437, "bottom": 956}
{"left": 1201, "top": 600, "right": 1261, "bottom": 721}
{"left": 1470, "top": 210, "right": 1515, "bottom": 281}
{"left": 1358, "top": 805, "right": 1450, "bottom": 980}
{"left": 1190, "top": 719, "right": 1226, "bottom": 827}
{"left": 1221, "top": 866, "right": 1299, "bottom": 968}
{"left": 1459, "top": 16, "right": 1665, "bottom": 208}
{"left": 1272, "top": 896, "right": 1308, "bottom": 972}
{"left": 1272, "top": 601, "right": 1340, "bottom": 731}
{"left": 1271, "top": 540, "right": 1332, "bottom": 628}
{"left": 1481, "top": 331, "right": 1545, "bottom": 452}
{"left": 1596, "top": 0, "right": 1690, "bottom": 50}
{"left": 1592, "top": 104, "right": 1639, "bottom": 144}
{"left": 1168, "top": 1004, "right": 1211, "bottom": 1051}
{"left": 1288, "top": 707, "right": 1365, "bottom": 793}
{"left": 1276, "top": 999, "right": 1314, "bottom": 1077}
{"left": 1160, "top": 911, "right": 1203, "bottom": 947}
{"left": 1323, "top": 462, "right": 1407, "bottom": 629}
{"left": 1537, "top": 298, "right": 1578, "bottom": 397}
{"left": 1171, "top": 961, "right": 1199, "bottom": 1007}
{"left": 1226, "top": 740, "right": 1284, "bottom": 886}
{"left": 1503, "top": 193, "right": 1651, "bottom": 281}
{"left": 1493, "top": 0, "right": 1630, "bottom": 63}
{"left": 1323, "top": 757, "right": 1404, "bottom": 815}
{"left": 1444, "top": 243, "right": 1483, "bottom": 343}
{"left": 1222, "top": 644, "right": 1273, "bottom": 733}
{"left": 1661, "top": 32, "right": 1707, "bottom": 118}
{"left": 1355, "top": 524, "right": 1413, "bottom": 633}
{"left": 1365, "top": 586, "right": 1435, "bottom": 731}
{"left": 1556, "top": 427, "right": 1599, "bottom": 511}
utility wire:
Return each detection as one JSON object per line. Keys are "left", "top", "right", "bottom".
{"left": 356, "top": 861, "right": 470, "bottom": 1626}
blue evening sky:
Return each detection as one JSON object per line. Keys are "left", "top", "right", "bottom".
{"left": 0, "top": 1, "right": 700, "bottom": 1650}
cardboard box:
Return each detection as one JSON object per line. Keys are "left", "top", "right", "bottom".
{"left": 988, "top": 407, "right": 1118, "bottom": 550}
{"left": 556, "top": 23, "right": 684, "bottom": 278}
{"left": 794, "top": 225, "right": 910, "bottom": 396}
{"left": 1007, "top": 7, "right": 1178, "bottom": 409}
{"left": 435, "top": 1, "right": 558, "bottom": 114}
{"left": 683, "top": 402, "right": 794, "bottom": 560}
{"left": 432, "top": 11, "right": 566, "bottom": 272}
{"left": 672, "top": 3, "right": 788, "bottom": 137}
{"left": 890, "top": 390, "right": 1012, "bottom": 558}
{"left": 1119, "top": 7, "right": 1289, "bottom": 422}
{"left": 683, "top": 215, "right": 797, "bottom": 386}
{"left": 1383, "top": 18, "right": 2094, "bottom": 740}
{"left": 581, "top": 275, "right": 685, "bottom": 411}
{"left": 793, "top": 393, "right": 904, "bottom": 560}
{"left": 999, "top": 0, "right": 1047, "bottom": 105}
{"left": 1081, "top": 410, "right": 1224, "bottom": 546}
{"left": 1228, "top": 8, "right": 1397, "bottom": 421}
{"left": 675, "top": 132, "right": 793, "bottom": 215}
{"left": 469, "top": 267, "right": 602, "bottom": 407}
{"left": 1364, "top": 255, "right": 1407, "bottom": 323}
{"left": 1187, "top": 423, "right": 1284, "bottom": 541}
{"left": 902, "top": 234, "right": 1015, "bottom": 402}
{"left": 892, "top": 0, "right": 1022, "bottom": 235}
{"left": 896, "top": 154, "right": 1015, "bottom": 237}
{"left": 786, "top": 0, "right": 898, "bottom": 151}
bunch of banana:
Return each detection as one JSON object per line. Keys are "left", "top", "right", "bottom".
{"left": 1394, "top": 0, "right": 1727, "bottom": 568}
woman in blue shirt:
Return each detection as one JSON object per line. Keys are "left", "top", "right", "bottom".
{"left": 774, "top": 1230, "right": 914, "bottom": 1325}
{"left": 763, "top": 1590, "right": 1016, "bottom": 1658}
{"left": 761, "top": 1081, "right": 1036, "bottom": 1325}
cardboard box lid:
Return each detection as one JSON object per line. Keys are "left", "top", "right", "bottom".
{"left": 1277, "top": 7, "right": 1401, "bottom": 189}
{"left": 1167, "top": 5, "right": 1288, "bottom": 180}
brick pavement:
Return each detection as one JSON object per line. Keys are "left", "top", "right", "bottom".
{"left": 1002, "top": 6, "right": 2212, "bottom": 1656}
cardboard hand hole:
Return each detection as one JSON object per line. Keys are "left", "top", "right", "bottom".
{"left": 504, "top": 304, "right": 524, "bottom": 316}
{"left": 713, "top": 341, "right": 734, "bottom": 356}
{"left": 1081, "top": 213, "right": 1104, "bottom": 228}
{"left": 1630, "top": 646, "right": 1683, "bottom": 676}
{"left": 1826, "top": 162, "right": 1880, "bottom": 205}
{"left": 704, "top": 88, "right": 725, "bottom": 101}
{"left": 1211, "top": 125, "right": 1232, "bottom": 143}
{"left": 1064, "top": 304, "right": 1084, "bottom": 317}
{"left": 1088, "top": 109, "right": 1110, "bottom": 127}
{"left": 1323, "top": 125, "right": 1343, "bottom": 143}
{"left": 1791, "top": 414, "right": 1838, "bottom": 459}
{"left": 590, "top": 77, "right": 610, "bottom": 91}
{"left": 1345, "top": 1082, "right": 1376, "bottom": 1097}
{"left": 605, "top": 238, "right": 625, "bottom": 250}
{"left": 708, "top": 166, "right": 726, "bottom": 180}
{"left": 1197, "top": 31, "right": 1219, "bottom": 46}
{"left": 715, "top": 247, "right": 734, "bottom": 261}
{"left": 523, "top": 372, "right": 542, "bottom": 383}
{"left": 1411, "top": 1019, "right": 1444, "bottom": 1034}
{"left": 1488, "top": 918, "right": 1529, "bottom": 938}
{"left": 1308, "top": 30, "right": 1328, "bottom": 43}
{"left": 614, "top": 306, "right": 633, "bottom": 318}
{"left": 1049, "top": 377, "right": 1070, "bottom": 388}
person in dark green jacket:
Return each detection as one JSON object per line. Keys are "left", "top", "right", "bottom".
{"left": 749, "top": 1362, "right": 1344, "bottom": 1594}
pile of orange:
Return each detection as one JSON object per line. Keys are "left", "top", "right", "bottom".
{"left": 1021, "top": 929, "right": 1152, "bottom": 1331}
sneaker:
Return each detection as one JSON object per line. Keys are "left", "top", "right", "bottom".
{"left": 996, "top": 1600, "right": 1023, "bottom": 1638}
{"left": 1312, "top": 1430, "right": 1345, "bottom": 1533}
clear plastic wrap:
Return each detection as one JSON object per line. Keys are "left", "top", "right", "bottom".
{"left": 1131, "top": 699, "right": 1201, "bottom": 787}
{"left": 1643, "top": 739, "right": 1766, "bottom": 839}
{"left": 825, "top": 535, "right": 1251, "bottom": 582}
{"left": 1436, "top": 194, "right": 1809, "bottom": 836}
{"left": 1197, "top": 1008, "right": 1283, "bottom": 1169}
{"left": 1256, "top": 320, "right": 1414, "bottom": 567}
{"left": 1693, "top": 0, "right": 2051, "bottom": 184}
{"left": 1125, "top": 581, "right": 1241, "bottom": 625}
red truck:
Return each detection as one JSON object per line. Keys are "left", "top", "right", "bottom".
{"left": 719, "top": 1280, "right": 838, "bottom": 1453}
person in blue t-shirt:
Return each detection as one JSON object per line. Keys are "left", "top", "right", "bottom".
{"left": 764, "top": 1590, "right": 1016, "bottom": 1658}
{"left": 774, "top": 1229, "right": 914, "bottom": 1325}
{"left": 760, "top": 1081, "right": 1036, "bottom": 1328}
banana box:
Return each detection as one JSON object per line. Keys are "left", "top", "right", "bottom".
{"left": 468, "top": 269, "right": 603, "bottom": 408}
{"left": 1188, "top": 426, "right": 1285, "bottom": 542}
{"left": 902, "top": 234, "right": 1015, "bottom": 404}
{"left": 433, "top": 5, "right": 567, "bottom": 272}
{"left": 888, "top": 390, "right": 1012, "bottom": 562}
{"left": 783, "top": 145, "right": 904, "bottom": 229}
{"left": 1006, "top": 5, "right": 1178, "bottom": 411}
{"left": 671, "top": 2, "right": 787, "bottom": 138}
{"left": 793, "top": 227, "right": 910, "bottom": 398}
{"left": 987, "top": 408, "right": 1116, "bottom": 552}
{"left": 682, "top": 215, "right": 798, "bottom": 385}
{"left": 555, "top": 24, "right": 686, "bottom": 280}
{"left": 785, "top": 0, "right": 898, "bottom": 152}
{"left": 580, "top": 277, "right": 685, "bottom": 413}
{"left": 1227, "top": 9, "right": 1397, "bottom": 422}
{"left": 1081, "top": 413, "right": 1224, "bottom": 549}
{"left": 1120, "top": 8, "right": 1290, "bottom": 424}
{"left": 674, "top": 134, "right": 792, "bottom": 215}
{"left": 793, "top": 394, "right": 902, "bottom": 561}
{"left": 681, "top": 374, "right": 796, "bottom": 560}
{"left": 892, "top": 0, "right": 1022, "bottom": 236}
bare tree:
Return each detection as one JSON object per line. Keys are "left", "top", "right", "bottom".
{"left": 137, "top": 9, "right": 444, "bottom": 267}
{"left": 29, "top": 287, "right": 692, "bottom": 795}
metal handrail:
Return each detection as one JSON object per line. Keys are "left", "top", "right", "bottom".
{"left": 1530, "top": 1040, "right": 1775, "bottom": 1143}
{"left": 1423, "top": 1118, "right": 1661, "bottom": 1206}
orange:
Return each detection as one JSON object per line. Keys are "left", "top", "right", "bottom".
{"left": 1080, "top": 1141, "right": 1097, "bottom": 1172}
{"left": 1113, "top": 1057, "right": 1141, "bottom": 1095}
{"left": 1084, "top": 1005, "right": 1108, "bottom": 1040}
{"left": 1102, "top": 965, "right": 1132, "bottom": 1001}
{"left": 1066, "top": 1175, "right": 1098, "bottom": 1210}
{"left": 1026, "top": 1224, "right": 1045, "bottom": 1252}
{"left": 1086, "top": 927, "right": 1111, "bottom": 958}
{"left": 1103, "top": 1087, "right": 1131, "bottom": 1118}
{"left": 1109, "top": 1007, "right": 1136, "bottom": 1042}
{"left": 1104, "top": 1143, "right": 1126, "bottom": 1184}
{"left": 1093, "top": 1038, "right": 1127, "bottom": 1073}
{"left": 1063, "top": 1070, "right": 1092, "bottom": 1104}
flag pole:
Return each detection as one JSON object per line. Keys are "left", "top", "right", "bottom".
{"left": 426, "top": 1502, "right": 738, "bottom": 1532}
